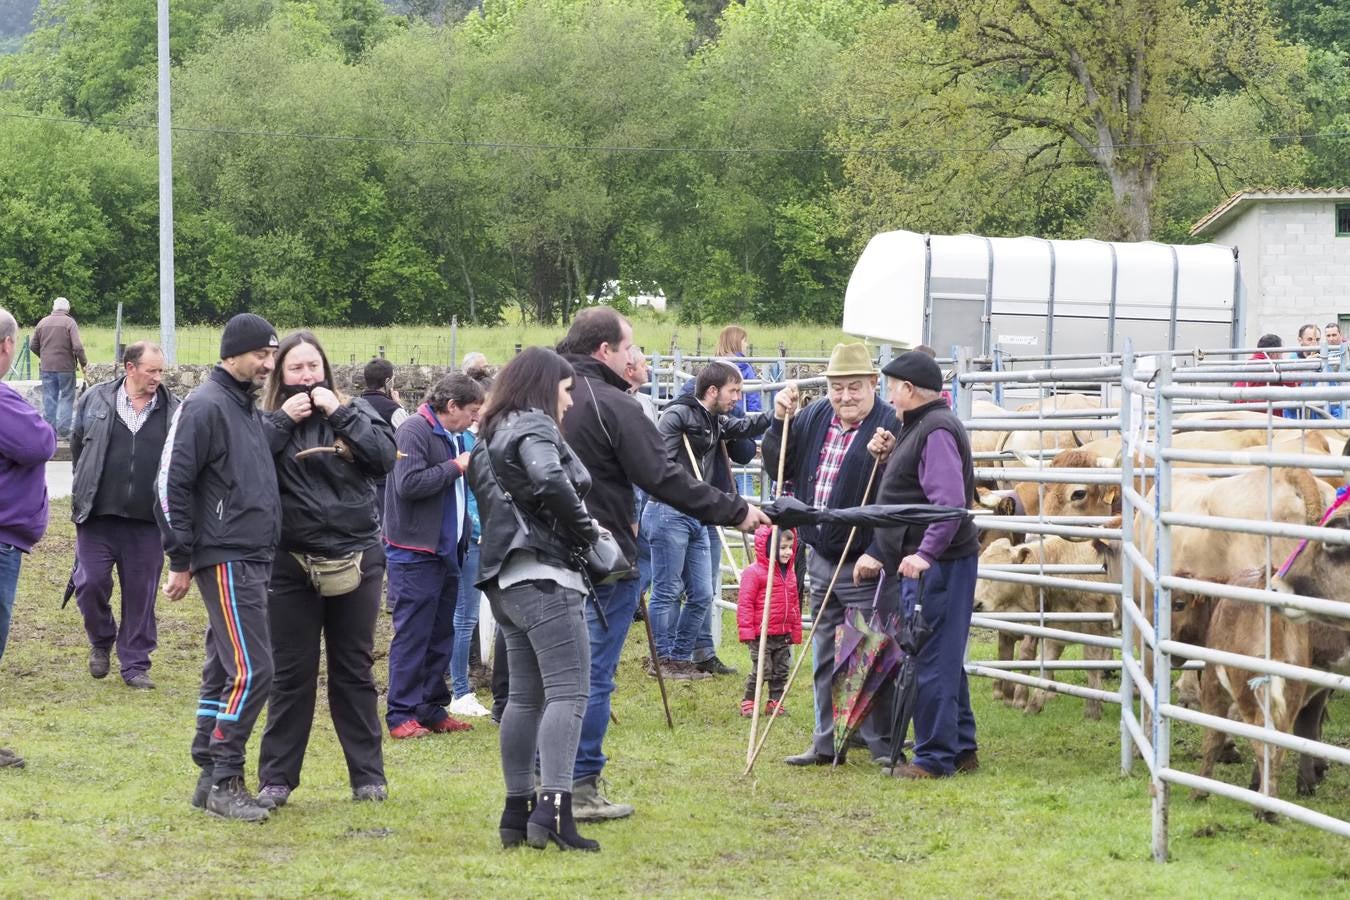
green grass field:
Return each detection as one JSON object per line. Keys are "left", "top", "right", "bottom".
{"left": 2, "top": 500, "right": 1348, "bottom": 897}
{"left": 49, "top": 320, "right": 851, "bottom": 370}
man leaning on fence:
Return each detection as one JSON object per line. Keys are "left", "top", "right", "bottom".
{"left": 858, "top": 350, "right": 981, "bottom": 780}
{"left": 557, "top": 307, "right": 769, "bottom": 821}
{"left": 763, "top": 342, "right": 900, "bottom": 767}
{"left": 70, "top": 341, "right": 179, "bottom": 690}
{"left": 29, "top": 296, "right": 88, "bottom": 439}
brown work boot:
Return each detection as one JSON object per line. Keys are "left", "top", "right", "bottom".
{"left": 955, "top": 750, "right": 980, "bottom": 774}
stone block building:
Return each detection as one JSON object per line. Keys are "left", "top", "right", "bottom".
{"left": 1191, "top": 187, "right": 1350, "bottom": 347}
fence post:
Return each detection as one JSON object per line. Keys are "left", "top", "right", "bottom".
{"left": 450, "top": 315, "right": 458, "bottom": 368}
{"left": 1118, "top": 341, "right": 1136, "bottom": 777}
{"left": 1150, "top": 359, "right": 1173, "bottom": 864}
{"left": 954, "top": 346, "right": 973, "bottom": 420}
{"left": 378, "top": 345, "right": 385, "bottom": 359}
{"left": 113, "top": 302, "right": 124, "bottom": 365}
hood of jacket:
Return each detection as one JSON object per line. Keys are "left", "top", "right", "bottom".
{"left": 753, "top": 524, "right": 798, "bottom": 569}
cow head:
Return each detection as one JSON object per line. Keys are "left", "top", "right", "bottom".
{"left": 974, "top": 538, "right": 1039, "bottom": 614}
{"left": 1272, "top": 508, "right": 1350, "bottom": 627}
{"left": 1039, "top": 448, "right": 1120, "bottom": 519}
{"left": 1167, "top": 573, "right": 1218, "bottom": 664}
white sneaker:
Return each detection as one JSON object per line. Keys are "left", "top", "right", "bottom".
{"left": 449, "top": 693, "right": 492, "bottom": 718}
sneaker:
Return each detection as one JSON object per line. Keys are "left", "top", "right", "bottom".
{"left": 125, "top": 674, "right": 155, "bottom": 690}
{"left": 257, "top": 784, "right": 291, "bottom": 808}
{"left": 764, "top": 699, "right": 788, "bottom": 717}
{"left": 389, "top": 719, "right": 432, "bottom": 740}
{"left": 423, "top": 715, "right": 473, "bottom": 733}
{"left": 449, "top": 693, "right": 492, "bottom": 718}
{"left": 205, "top": 776, "right": 270, "bottom": 822}
{"left": 190, "top": 769, "right": 212, "bottom": 808}
{"left": 659, "top": 659, "right": 712, "bottom": 681}
{"left": 739, "top": 699, "right": 755, "bottom": 718}
{"left": 88, "top": 647, "right": 110, "bottom": 680}
{"left": 571, "top": 775, "right": 634, "bottom": 821}
{"left": 353, "top": 783, "right": 388, "bottom": 802}
{"left": 694, "top": 656, "right": 737, "bottom": 676}
{"left": 1, "top": 747, "right": 26, "bottom": 770}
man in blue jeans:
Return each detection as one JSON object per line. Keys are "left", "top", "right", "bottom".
{"left": 559, "top": 309, "right": 768, "bottom": 821}
{"left": 29, "top": 297, "right": 87, "bottom": 439}
{"left": 0, "top": 307, "right": 59, "bottom": 769}
{"left": 646, "top": 362, "right": 770, "bottom": 679}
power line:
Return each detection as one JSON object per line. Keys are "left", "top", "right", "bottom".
{"left": 2, "top": 109, "right": 1347, "bottom": 156}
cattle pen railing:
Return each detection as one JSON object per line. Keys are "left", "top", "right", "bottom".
{"left": 945, "top": 340, "right": 1350, "bottom": 862}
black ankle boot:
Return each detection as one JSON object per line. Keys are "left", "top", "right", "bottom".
{"left": 526, "top": 790, "right": 600, "bottom": 852}
{"left": 499, "top": 794, "right": 534, "bottom": 848}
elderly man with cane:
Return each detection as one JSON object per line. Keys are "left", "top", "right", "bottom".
{"left": 763, "top": 343, "right": 901, "bottom": 767}
{"left": 856, "top": 350, "right": 980, "bottom": 779}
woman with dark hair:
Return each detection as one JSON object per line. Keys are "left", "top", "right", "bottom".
{"left": 255, "top": 331, "right": 398, "bottom": 806}
{"left": 467, "top": 346, "right": 600, "bottom": 852}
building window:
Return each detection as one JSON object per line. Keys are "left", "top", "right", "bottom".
{"left": 1338, "top": 203, "right": 1350, "bottom": 236}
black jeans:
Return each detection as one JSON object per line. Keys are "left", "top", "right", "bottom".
{"left": 491, "top": 627, "right": 509, "bottom": 721}
{"left": 258, "top": 547, "right": 386, "bottom": 791}
{"left": 192, "top": 560, "right": 275, "bottom": 783}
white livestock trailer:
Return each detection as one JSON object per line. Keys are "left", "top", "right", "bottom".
{"left": 843, "top": 231, "right": 1244, "bottom": 362}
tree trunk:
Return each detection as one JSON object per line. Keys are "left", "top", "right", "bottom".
{"left": 1106, "top": 161, "right": 1156, "bottom": 241}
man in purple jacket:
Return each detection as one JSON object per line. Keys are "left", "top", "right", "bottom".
{"left": 856, "top": 350, "right": 980, "bottom": 779}
{"left": 0, "top": 307, "right": 58, "bottom": 770}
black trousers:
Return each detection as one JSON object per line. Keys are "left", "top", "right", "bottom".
{"left": 258, "top": 547, "right": 386, "bottom": 791}
{"left": 192, "top": 560, "right": 275, "bottom": 783}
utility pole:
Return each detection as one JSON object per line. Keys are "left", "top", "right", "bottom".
{"left": 157, "top": 0, "right": 177, "bottom": 364}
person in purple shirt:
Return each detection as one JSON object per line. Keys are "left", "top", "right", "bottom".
{"left": 856, "top": 350, "right": 981, "bottom": 780}
{"left": 0, "top": 307, "right": 58, "bottom": 770}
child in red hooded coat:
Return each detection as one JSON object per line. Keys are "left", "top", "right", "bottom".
{"left": 736, "top": 526, "right": 801, "bottom": 717}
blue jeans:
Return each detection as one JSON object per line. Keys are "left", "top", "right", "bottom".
{"left": 449, "top": 541, "right": 481, "bottom": 697}
{"left": 643, "top": 502, "right": 713, "bottom": 662}
{"left": 573, "top": 577, "right": 641, "bottom": 782}
{"left": 41, "top": 370, "right": 75, "bottom": 436}
{"left": 694, "top": 526, "right": 722, "bottom": 663}
{"left": 0, "top": 542, "right": 21, "bottom": 662}
{"left": 635, "top": 490, "right": 652, "bottom": 599}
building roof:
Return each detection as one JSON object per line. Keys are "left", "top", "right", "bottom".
{"left": 1190, "top": 187, "right": 1350, "bottom": 238}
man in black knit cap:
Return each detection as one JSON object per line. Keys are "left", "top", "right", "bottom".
{"left": 156, "top": 313, "right": 282, "bottom": 821}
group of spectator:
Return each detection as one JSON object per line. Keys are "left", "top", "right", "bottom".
{"left": 2, "top": 301, "right": 986, "bottom": 853}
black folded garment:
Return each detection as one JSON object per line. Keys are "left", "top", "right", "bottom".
{"left": 762, "top": 495, "right": 969, "bottom": 529}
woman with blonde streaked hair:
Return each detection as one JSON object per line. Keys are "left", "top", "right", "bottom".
{"left": 254, "top": 330, "right": 398, "bottom": 807}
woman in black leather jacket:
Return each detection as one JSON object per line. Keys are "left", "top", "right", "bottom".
{"left": 254, "top": 330, "right": 397, "bottom": 808}
{"left": 467, "top": 346, "right": 601, "bottom": 853}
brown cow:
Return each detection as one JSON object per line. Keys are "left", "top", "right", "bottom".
{"left": 975, "top": 536, "right": 1115, "bottom": 718}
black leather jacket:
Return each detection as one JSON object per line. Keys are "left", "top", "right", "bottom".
{"left": 657, "top": 394, "right": 771, "bottom": 485}
{"left": 467, "top": 409, "right": 599, "bottom": 589}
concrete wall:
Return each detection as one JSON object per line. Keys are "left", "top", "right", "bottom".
{"left": 1215, "top": 199, "right": 1350, "bottom": 346}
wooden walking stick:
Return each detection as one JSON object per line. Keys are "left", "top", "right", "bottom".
{"left": 744, "top": 455, "right": 882, "bottom": 777}
{"left": 640, "top": 591, "right": 674, "bottom": 729}
{"left": 745, "top": 406, "right": 794, "bottom": 767}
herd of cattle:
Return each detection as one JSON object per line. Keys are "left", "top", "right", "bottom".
{"left": 962, "top": 393, "right": 1349, "bottom": 819}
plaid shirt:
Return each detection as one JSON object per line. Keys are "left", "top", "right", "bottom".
{"left": 812, "top": 416, "right": 860, "bottom": 508}
{"left": 115, "top": 382, "right": 158, "bottom": 435}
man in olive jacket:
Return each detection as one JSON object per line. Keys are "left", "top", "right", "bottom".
{"left": 70, "top": 342, "right": 178, "bottom": 689}
{"left": 30, "top": 296, "right": 87, "bottom": 438}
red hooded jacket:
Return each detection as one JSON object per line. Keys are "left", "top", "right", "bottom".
{"left": 737, "top": 525, "right": 802, "bottom": 644}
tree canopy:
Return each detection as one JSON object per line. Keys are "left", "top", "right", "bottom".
{"left": 0, "top": 0, "right": 1342, "bottom": 327}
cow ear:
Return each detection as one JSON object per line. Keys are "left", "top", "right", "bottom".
{"left": 1012, "top": 544, "right": 1033, "bottom": 564}
{"left": 1102, "top": 487, "right": 1119, "bottom": 505}
{"left": 995, "top": 496, "right": 1015, "bottom": 516}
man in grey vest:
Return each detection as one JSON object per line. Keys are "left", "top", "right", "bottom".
{"left": 857, "top": 350, "right": 980, "bottom": 779}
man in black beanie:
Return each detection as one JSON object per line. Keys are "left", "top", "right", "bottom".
{"left": 856, "top": 350, "right": 981, "bottom": 780}
{"left": 156, "top": 312, "right": 282, "bottom": 821}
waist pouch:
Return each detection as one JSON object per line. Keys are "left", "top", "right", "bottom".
{"left": 291, "top": 550, "right": 362, "bottom": 597}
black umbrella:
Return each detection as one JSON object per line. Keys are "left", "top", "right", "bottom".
{"left": 61, "top": 561, "right": 78, "bottom": 609}
{"left": 762, "top": 496, "right": 969, "bottom": 530}
{"left": 886, "top": 574, "right": 935, "bottom": 770}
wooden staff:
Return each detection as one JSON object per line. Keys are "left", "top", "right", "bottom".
{"left": 682, "top": 435, "right": 745, "bottom": 581}
{"left": 744, "top": 406, "right": 794, "bottom": 767}
{"left": 640, "top": 592, "right": 674, "bottom": 729}
{"left": 744, "top": 455, "right": 882, "bottom": 777}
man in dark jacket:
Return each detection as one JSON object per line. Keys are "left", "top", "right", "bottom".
{"left": 156, "top": 313, "right": 281, "bottom": 822}
{"left": 382, "top": 373, "right": 484, "bottom": 740}
{"left": 0, "top": 307, "right": 57, "bottom": 770}
{"left": 762, "top": 342, "right": 900, "bottom": 767}
{"left": 647, "top": 361, "right": 771, "bottom": 679}
{"left": 70, "top": 342, "right": 179, "bottom": 689}
{"left": 558, "top": 308, "right": 769, "bottom": 821}
{"left": 358, "top": 358, "right": 408, "bottom": 521}
{"left": 29, "top": 296, "right": 87, "bottom": 438}
{"left": 858, "top": 351, "right": 980, "bottom": 779}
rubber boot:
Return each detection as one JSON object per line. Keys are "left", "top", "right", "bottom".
{"left": 499, "top": 794, "right": 534, "bottom": 848}
{"left": 526, "top": 791, "right": 600, "bottom": 852}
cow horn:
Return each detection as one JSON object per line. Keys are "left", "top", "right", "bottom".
{"left": 1012, "top": 449, "right": 1039, "bottom": 468}
{"left": 1094, "top": 456, "right": 1115, "bottom": 468}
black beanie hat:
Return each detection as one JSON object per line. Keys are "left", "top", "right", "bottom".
{"left": 220, "top": 313, "right": 278, "bottom": 360}
{"left": 881, "top": 351, "right": 943, "bottom": 392}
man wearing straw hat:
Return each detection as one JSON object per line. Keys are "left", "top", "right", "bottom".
{"left": 764, "top": 342, "right": 900, "bottom": 766}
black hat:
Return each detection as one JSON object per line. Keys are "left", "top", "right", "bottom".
{"left": 881, "top": 351, "right": 943, "bottom": 392}
{"left": 220, "top": 313, "right": 278, "bottom": 360}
